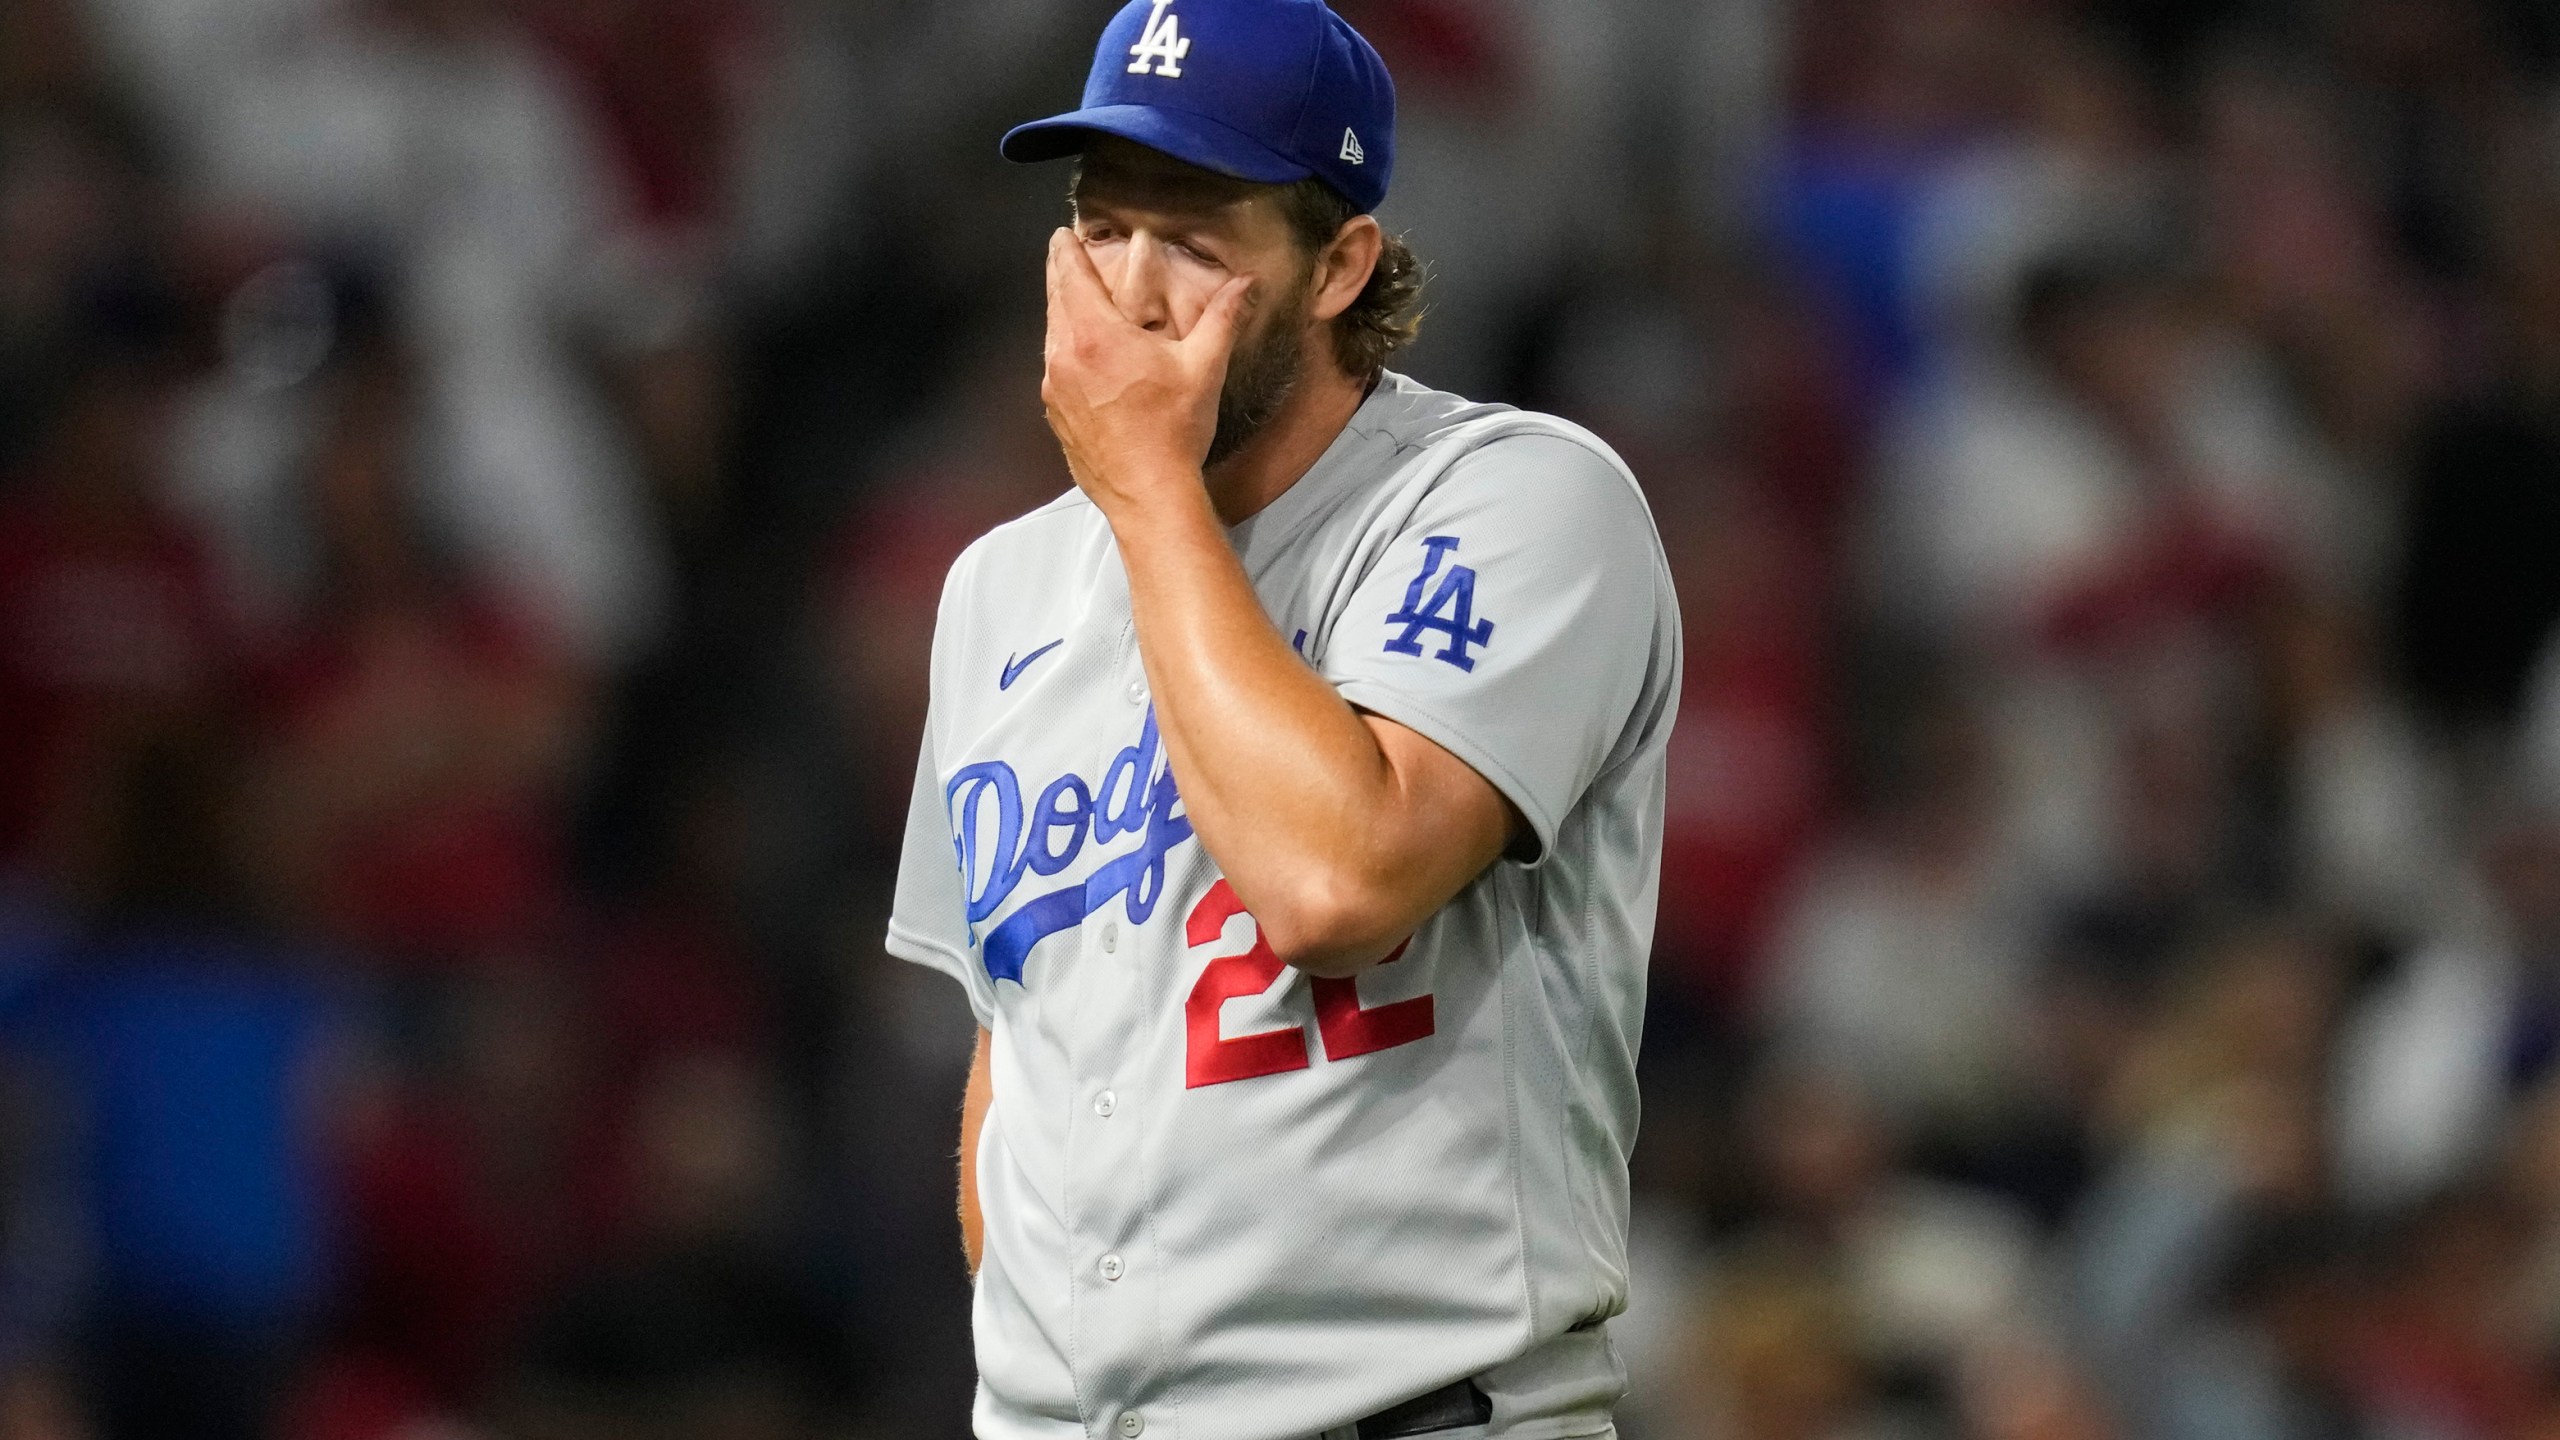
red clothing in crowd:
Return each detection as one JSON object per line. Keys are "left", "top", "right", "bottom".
{"left": 0, "top": 486, "right": 241, "bottom": 868}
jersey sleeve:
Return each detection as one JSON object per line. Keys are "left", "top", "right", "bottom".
{"left": 886, "top": 707, "right": 998, "bottom": 1031}
{"left": 1323, "top": 431, "right": 1670, "bottom": 865}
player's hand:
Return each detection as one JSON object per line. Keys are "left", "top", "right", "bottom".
{"left": 1041, "top": 228, "right": 1253, "bottom": 516}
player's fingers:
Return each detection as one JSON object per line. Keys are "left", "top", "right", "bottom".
{"left": 1043, "top": 232, "right": 1083, "bottom": 366}
{"left": 1184, "top": 275, "right": 1255, "bottom": 368}
{"left": 1051, "top": 229, "right": 1129, "bottom": 330}
{"left": 1045, "top": 231, "right": 1120, "bottom": 341}
{"left": 1045, "top": 230, "right": 1080, "bottom": 318}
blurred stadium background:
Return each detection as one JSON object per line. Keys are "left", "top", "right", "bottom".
{"left": 6, "top": 0, "right": 2560, "bottom": 1436}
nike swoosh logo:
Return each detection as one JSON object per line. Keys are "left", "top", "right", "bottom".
{"left": 1000, "top": 640, "right": 1064, "bottom": 690}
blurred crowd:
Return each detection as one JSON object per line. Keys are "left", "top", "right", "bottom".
{"left": 4, "top": 0, "right": 2560, "bottom": 1437}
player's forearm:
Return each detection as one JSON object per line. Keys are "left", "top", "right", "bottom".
{"left": 1108, "top": 489, "right": 1426, "bottom": 976}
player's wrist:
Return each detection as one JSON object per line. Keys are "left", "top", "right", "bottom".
{"left": 1092, "top": 459, "right": 1219, "bottom": 538}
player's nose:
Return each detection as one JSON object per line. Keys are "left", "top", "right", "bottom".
{"left": 1111, "top": 233, "right": 1175, "bottom": 333}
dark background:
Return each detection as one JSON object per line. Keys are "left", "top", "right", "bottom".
{"left": 5, "top": 0, "right": 2560, "bottom": 1436}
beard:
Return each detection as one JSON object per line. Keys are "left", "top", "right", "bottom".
{"left": 1204, "top": 269, "right": 1313, "bottom": 468}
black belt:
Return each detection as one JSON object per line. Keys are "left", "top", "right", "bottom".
{"left": 1355, "top": 1378, "right": 1492, "bottom": 1439}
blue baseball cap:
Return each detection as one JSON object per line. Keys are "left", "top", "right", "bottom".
{"left": 1001, "top": 0, "right": 1396, "bottom": 214}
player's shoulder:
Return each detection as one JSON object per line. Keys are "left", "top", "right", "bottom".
{"left": 1347, "top": 370, "right": 1518, "bottom": 451}
{"left": 1363, "top": 372, "right": 1645, "bottom": 507}
{"left": 1361, "top": 372, "right": 1659, "bottom": 553}
{"left": 937, "top": 487, "right": 1105, "bottom": 602}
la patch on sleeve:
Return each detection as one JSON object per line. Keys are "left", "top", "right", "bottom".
{"left": 1383, "top": 535, "right": 1495, "bottom": 673}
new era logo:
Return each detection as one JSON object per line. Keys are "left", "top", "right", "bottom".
{"left": 1340, "top": 128, "right": 1365, "bottom": 164}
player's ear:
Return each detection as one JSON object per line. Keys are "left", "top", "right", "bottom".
{"left": 1309, "top": 214, "right": 1382, "bottom": 326}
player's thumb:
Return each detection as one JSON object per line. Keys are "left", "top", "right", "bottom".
{"left": 1187, "top": 275, "right": 1255, "bottom": 367}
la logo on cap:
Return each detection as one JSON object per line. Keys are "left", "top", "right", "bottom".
{"left": 1127, "top": 0, "right": 1190, "bottom": 77}
{"left": 1001, "top": 0, "right": 1397, "bottom": 215}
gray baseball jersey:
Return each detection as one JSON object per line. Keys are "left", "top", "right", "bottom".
{"left": 887, "top": 370, "right": 1680, "bottom": 1440}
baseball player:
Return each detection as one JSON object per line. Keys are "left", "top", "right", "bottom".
{"left": 885, "top": 2, "right": 1680, "bottom": 1437}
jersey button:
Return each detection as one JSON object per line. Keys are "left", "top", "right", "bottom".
{"left": 1125, "top": 679, "right": 1147, "bottom": 705}
{"left": 1116, "top": 1413, "right": 1145, "bottom": 1439}
{"left": 1101, "top": 923, "right": 1119, "bottom": 953}
{"left": 1098, "top": 1253, "right": 1125, "bottom": 1282}
{"left": 1094, "top": 1089, "right": 1116, "bottom": 1117}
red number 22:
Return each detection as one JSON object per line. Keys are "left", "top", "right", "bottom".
{"left": 1181, "top": 879, "right": 1435, "bottom": 1089}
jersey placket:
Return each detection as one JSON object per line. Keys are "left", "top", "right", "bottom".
{"left": 1058, "top": 602, "right": 1174, "bottom": 1440}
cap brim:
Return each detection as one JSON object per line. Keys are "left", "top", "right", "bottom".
{"left": 1000, "top": 104, "right": 1314, "bottom": 186}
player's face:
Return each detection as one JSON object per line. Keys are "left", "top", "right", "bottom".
{"left": 1070, "top": 139, "right": 1311, "bottom": 344}
{"left": 1070, "top": 140, "right": 1320, "bottom": 464}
